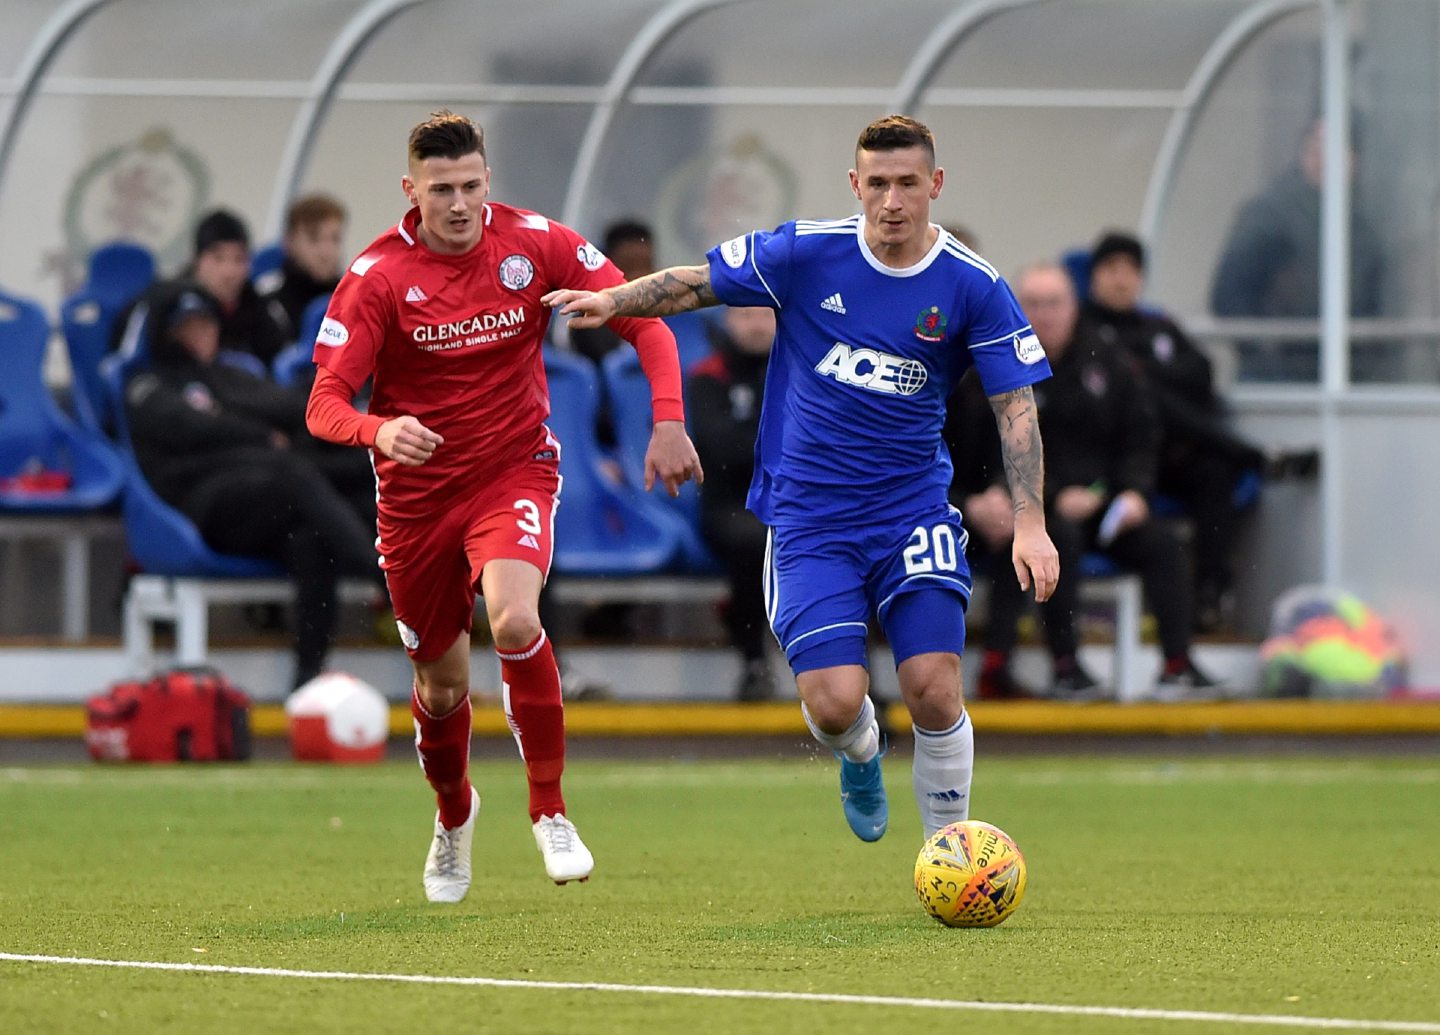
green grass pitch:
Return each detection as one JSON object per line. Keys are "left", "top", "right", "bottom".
{"left": 2, "top": 749, "right": 1438, "bottom": 1034}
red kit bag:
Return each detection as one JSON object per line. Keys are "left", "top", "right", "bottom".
{"left": 85, "top": 667, "right": 252, "bottom": 762}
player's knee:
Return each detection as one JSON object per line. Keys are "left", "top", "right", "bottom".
{"left": 796, "top": 669, "right": 869, "bottom": 734}
{"left": 414, "top": 671, "right": 469, "bottom": 715}
{"left": 898, "top": 654, "right": 963, "bottom": 727}
{"left": 488, "top": 604, "right": 542, "bottom": 652}
{"left": 806, "top": 689, "right": 866, "bottom": 734}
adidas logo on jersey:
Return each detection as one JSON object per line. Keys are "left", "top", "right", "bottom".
{"left": 820, "top": 292, "right": 847, "bottom": 314}
{"left": 517, "top": 533, "right": 540, "bottom": 550}
{"left": 405, "top": 285, "right": 428, "bottom": 303}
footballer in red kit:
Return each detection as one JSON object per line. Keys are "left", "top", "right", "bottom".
{"left": 305, "top": 110, "right": 702, "bottom": 902}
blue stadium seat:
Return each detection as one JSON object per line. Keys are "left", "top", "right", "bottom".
{"left": 600, "top": 345, "right": 719, "bottom": 572}
{"left": 216, "top": 349, "right": 271, "bottom": 380}
{"left": 60, "top": 241, "right": 157, "bottom": 435}
{"left": 86, "top": 241, "right": 155, "bottom": 309}
{"left": 272, "top": 293, "right": 330, "bottom": 387}
{"left": 1151, "top": 469, "right": 1263, "bottom": 519}
{"left": 1078, "top": 551, "right": 1126, "bottom": 579}
{"left": 250, "top": 241, "right": 285, "bottom": 281}
{"left": 662, "top": 310, "right": 717, "bottom": 376}
{"left": 1061, "top": 247, "right": 1091, "bottom": 302}
{"left": 543, "top": 347, "right": 685, "bottom": 575}
{"left": 101, "top": 355, "right": 279, "bottom": 577}
{"left": 0, "top": 290, "right": 124, "bottom": 512}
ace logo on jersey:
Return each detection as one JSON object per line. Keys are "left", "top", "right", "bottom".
{"left": 499, "top": 254, "right": 535, "bottom": 291}
{"left": 814, "top": 342, "right": 929, "bottom": 397}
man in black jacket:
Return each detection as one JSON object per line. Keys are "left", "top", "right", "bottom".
{"left": 950, "top": 262, "right": 1214, "bottom": 697}
{"left": 1081, "top": 232, "right": 1269, "bottom": 632}
{"left": 112, "top": 209, "right": 290, "bottom": 372}
{"left": 124, "top": 284, "right": 382, "bottom": 688}
{"left": 688, "top": 306, "right": 775, "bottom": 701}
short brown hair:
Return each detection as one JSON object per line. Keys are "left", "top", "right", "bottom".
{"left": 408, "top": 109, "right": 486, "bottom": 163}
{"left": 856, "top": 115, "right": 936, "bottom": 169}
{"left": 285, "top": 193, "right": 347, "bottom": 235}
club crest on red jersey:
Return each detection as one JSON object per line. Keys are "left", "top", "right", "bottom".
{"left": 499, "top": 254, "right": 535, "bottom": 291}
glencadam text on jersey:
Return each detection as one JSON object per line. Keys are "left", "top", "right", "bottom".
{"left": 413, "top": 307, "right": 527, "bottom": 349}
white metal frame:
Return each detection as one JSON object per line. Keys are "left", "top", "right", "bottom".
{"left": 0, "top": 0, "right": 1383, "bottom": 651}
{"left": 265, "top": 0, "right": 432, "bottom": 237}
{"left": 0, "top": 0, "right": 116, "bottom": 199}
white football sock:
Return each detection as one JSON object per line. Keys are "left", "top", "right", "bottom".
{"left": 801, "top": 695, "right": 879, "bottom": 764}
{"left": 912, "top": 710, "right": 973, "bottom": 839}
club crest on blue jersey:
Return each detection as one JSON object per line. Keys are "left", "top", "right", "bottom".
{"left": 915, "top": 306, "right": 947, "bottom": 342}
{"left": 498, "top": 254, "right": 535, "bottom": 291}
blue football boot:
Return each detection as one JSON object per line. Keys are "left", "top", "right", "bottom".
{"left": 838, "top": 744, "right": 888, "bottom": 842}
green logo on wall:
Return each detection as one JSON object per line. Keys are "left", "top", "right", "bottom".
{"left": 64, "top": 127, "right": 209, "bottom": 273}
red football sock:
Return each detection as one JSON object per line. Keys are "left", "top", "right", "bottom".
{"left": 498, "top": 631, "right": 567, "bottom": 822}
{"left": 410, "top": 685, "right": 473, "bottom": 830}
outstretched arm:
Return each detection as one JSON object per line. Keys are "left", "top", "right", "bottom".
{"left": 543, "top": 265, "right": 718, "bottom": 328}
{"left": 988, "top": 386, "right": 1059, "bottom": 602}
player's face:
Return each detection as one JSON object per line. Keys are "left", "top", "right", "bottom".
{"left": 849, "top": 146, "right": 943, "bottom": 260}
{"left": 1017, "top": 268, "right": 1079, "bottom": 357}
{"left": 404, "top": 151, "right": 490, "bottom": 255}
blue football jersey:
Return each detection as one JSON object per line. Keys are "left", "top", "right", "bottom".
{"left": 706, "top": 217, "right": 1050, "bottom": 527}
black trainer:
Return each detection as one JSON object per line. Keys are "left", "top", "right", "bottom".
{"left": 1154, "top": 659, "right": 1222, "bottom": 700}
{"left": 1051, "top": 662, "right": 1101, "bottom": 699}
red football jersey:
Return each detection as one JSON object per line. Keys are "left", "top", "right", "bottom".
{"left": 315, "top": 203, "right": 673, "bottom": 517}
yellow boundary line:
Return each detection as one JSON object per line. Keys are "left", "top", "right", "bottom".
{"left": 4, "top": 698, "right": 1440, "bottom": 739}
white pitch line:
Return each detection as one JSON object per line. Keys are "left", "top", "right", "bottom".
{"left": 2, "top": 954, "right": 1437, "bottom": 1032}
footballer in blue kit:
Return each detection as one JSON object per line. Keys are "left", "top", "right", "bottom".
{"left": 547, "top": 115, "right": 1060, "bottom": 845}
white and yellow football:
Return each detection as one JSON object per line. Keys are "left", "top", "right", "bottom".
{"left": 914, "top": 820, "right": 1027, "bottom": 928}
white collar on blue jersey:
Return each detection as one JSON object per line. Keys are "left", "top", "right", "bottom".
{"left": 855, "top": 221, "right": 948, "bottom": 278}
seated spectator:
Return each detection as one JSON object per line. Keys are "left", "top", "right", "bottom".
{"left": 688, "top": 305, "right": 776, "bottom": 701}
{"left": 948, "top": 262, "right": 1216, "bottom": 698}
{"left": 123, "top": 283, "right": 384, "bottom": 688}
{"left": 113, "top": 208, "right": 289, "bottom": 369}
{"left": 258, "top": 193, "right": 348, "bottom": 343}
{"left": 1080, "top": 231, "right": 1268, "bottom": 632}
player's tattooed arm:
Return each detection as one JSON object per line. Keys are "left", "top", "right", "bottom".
{"left": 544, "top": 266, "right": 716, "bottom": 327}
{"left": 608, "top": 265, "right": 718, "bottom": 317}
{"left": 989, "top": 387, "right": 1045, "bottom": 520}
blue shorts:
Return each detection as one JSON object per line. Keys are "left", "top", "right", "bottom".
{"left": 764, "top": 506, "right": 973, "bottom": 673}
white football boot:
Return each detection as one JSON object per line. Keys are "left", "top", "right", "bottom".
{"left": 423, "top": 786, "right": 479, "bottom": 903}
{"left": 533, "top": 813, "right": 594, "bottom": 884}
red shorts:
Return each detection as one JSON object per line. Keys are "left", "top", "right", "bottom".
{"left": 377, "top": 456, "right": 559, "bottom": 662}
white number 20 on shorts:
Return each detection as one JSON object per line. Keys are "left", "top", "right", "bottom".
{"left": 903, "top": 523, "right": 960, "bottom": 575}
